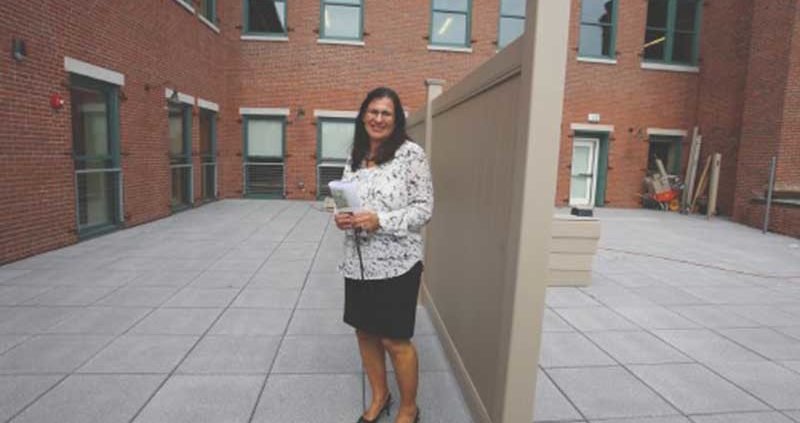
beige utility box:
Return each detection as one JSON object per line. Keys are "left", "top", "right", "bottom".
{"left": 548, "top": 214, "right": 601, "bottom": 287}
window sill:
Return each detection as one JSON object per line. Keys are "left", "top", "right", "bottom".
{"left": 577, "top": 56, "right": 617, "bottom": 65}
{"left": 198, "top": 15, "right": 220, "bottom": 34}
{"left": 427, "top": 45, "right": 473, "bottom": 54}
{"left": 641, "top": 62, "right": 700, "bottom": 74}
{"left": 317, "top": 39, "right": 365, "bottom": 47}
{"left": 173, "top": 0, "right": 195, "bottom": 14}
{"left": 241, "top": 34, "right": 289, "bottom": 42}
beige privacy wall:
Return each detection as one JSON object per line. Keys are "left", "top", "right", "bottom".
{"left": 406, "top": 1, "right": 571, "bottom": 422}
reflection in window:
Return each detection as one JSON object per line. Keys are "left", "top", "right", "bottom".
{"left": 317, "top": 118, "right": 354, "bottom": 198}
{"left": 247, "top": 0, "right": 286, "bottom": 34}
{"left": 497, "top": 0, "right": 525, "bottom": 49}
{"left": 430, "top": 0, "right": 470, "bottom": 47}
{"left": 579, "top": 0, "right": 616, "bottom": 58}
{"left": 321, "top": 0, "right": 362, "bottom": 40}
{"left": 643, "top": 0, "right": 701, "bottom": 64}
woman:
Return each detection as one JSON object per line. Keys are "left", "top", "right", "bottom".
{"left": 334, "top": 87, "right": 433, "bottom": 423}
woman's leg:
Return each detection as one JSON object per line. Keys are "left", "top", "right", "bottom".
{"left": 357, "top": 329, "right": 390, "bottom": 419}
{"left": 383, "top": 338, "right": 419, "bottom": 423}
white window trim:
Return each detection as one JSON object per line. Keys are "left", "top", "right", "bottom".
{"left": 427, "top": 45, "right": 473, "bottom": 54}
{"left": 570, "top": 123, "right": 614, "bottom": 133}
{"left": 64, "top": 57, "right": 125, "bottom": 86}
{"left": 239, "top": 107, "right": 291, "bottom": 116}
{"left": 241, "top": 34, "right": 289, "bottom": 42}
{"left": 165, "top": 88, "right": 195, "bottom": 105}
{"left": 173, "top": 0, "right": 195, "bottom": 14}
{"left": 647, "top": 128, "right": 688, "bottom": 137}
{"left": 577, "top": 57, "right": 618, "bottom": 65}
{"left": 317, "top": 39, "right": 365, "bottom": 47}
{"left": 314, "top": 110, "right": 358, "bottom": 119}
{"left": 198, "top": 99, "right": 220, "bottom": 112}
{"left": 198, "top": 15, "right": 220, "bottom": 33}
{"left": 641, "top": 62, "right": 700, "bottom": 74}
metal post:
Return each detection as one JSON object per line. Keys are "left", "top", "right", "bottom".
{"left": 763, "top": 156, "right": 777, "bottom": 234}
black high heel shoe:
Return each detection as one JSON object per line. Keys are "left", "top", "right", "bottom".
{"left": 357, "top": 393, "right": 392, "bottom": 423}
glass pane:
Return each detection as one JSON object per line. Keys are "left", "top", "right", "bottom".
{"left": 247, "top": 119, "right": 283, "bottom": 157}
{"left": 500, "top": 0, "right": 526, "bottom": 17}
{"left": 433, "top": 0, "right": 468, "bottom": 12}
{"left": 200, "top": 0, "right": 214, "bottom": 19}
{"left": 673, "top": 32, "right": 695, "bottom": 63}
{"left": 647, "top": 139, "right": 675, "bottom": 173}
{"left": 327, "top": 0, "right": 360, "bottom": 4}
{"left": 581, "top": 0, "right": 613, "bottom": 25}
{"left": 200, "top": 110, "right": 214, "bottom": 157}
{"left": 498, "top": 17, "right": 525, "bottom": 48}
{"left": 249, "top": 0, "right": 285, "bottom": 33}
{"left": 571, "top": 146, "right": 592, "bottom": 175}
{"left": 71, "top": 87, "right": 109, "bottom": 158}
{"left": 77, "top": 172, "right": 115, "bottom": 228}
{"left": 644, "top": 29, "right": 666, "bottom": 60}
{"left": 675, "top": 0, "right": 697, "bottom": 31}
{"left": 570, "top": 176, "right": 589, "bottom": 201}
{"left": 646, "top": 0, "right": 669, "bottom": 28}
{"left": 320, "top": 121, "right": 355, "bottom": 160}
{"left": 168, "top": 103, "right": 184, "bottom": 157}
{"left": 579, "top": 24, "right": 614, "bottom": 57}
{"left": 202, "top": 163, "right": 215, "bottom": 200}
{"left": 323, "top": 5, "right": 361, "bottom": 39}
{"left": 171, "top": 166, "right": 191, "bottom": 208}
{"left": 431, "top": 12, "right": 467, "bottom": 45}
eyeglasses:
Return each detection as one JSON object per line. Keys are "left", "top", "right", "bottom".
{"left": 367, "top": 109, "right": 394, "bottom": 119}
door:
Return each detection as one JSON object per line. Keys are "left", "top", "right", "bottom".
{"left": 570, "top": 138, "right": 599, "bottom": 207}
{"left": 243, "top": 116, "right": 285, "bottom": 198}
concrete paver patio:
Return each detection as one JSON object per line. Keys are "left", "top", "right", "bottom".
{"left": 2, "top": 201, "right": 800, "bottom": 423}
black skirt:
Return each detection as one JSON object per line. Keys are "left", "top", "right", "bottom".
{"left": 344, "top": 262, "right": 423, "bottom": 339}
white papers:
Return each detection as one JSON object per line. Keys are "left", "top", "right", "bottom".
{"left": 328, "top": 180, "right": 361, "bottom": 213}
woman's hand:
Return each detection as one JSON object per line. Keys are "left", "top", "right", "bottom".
{"left": 334, "top": 213, "right": 353, "bottom": 230}
{"left": 351, "top": 211, "right": 380, "bottom": 232}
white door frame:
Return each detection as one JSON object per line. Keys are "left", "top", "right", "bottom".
{"left": 569, "top": 137, "right": 600, "bottom": 207}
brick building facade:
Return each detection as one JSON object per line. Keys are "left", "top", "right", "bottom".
{"left": 1, "top": 0, "right": 798, "bottom": 264}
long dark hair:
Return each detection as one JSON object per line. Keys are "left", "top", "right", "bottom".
{"left": 350, "top": 87, "right": 410, "bottom": 171}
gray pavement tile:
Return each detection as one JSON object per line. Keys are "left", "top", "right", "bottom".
{"left": 681, "top": 287, "right": 792, "bottom": 305}
{"left": 271, "top": 335, "right": 361, "bottom": 373}
{"left": 533, "top": 370, "right": 582, "bottom": 422}
{"left": 249, "top": 267, "right": 308, "bottom": 289}
{"left": 133, "top": 375, "right": 264, "bottom": 423}
{"left": 304, "top": 272, "right": 343, "bottom": 291}
{"left": 546, "top": 288, "right": 601, "bottom": 308}
{"left": 585, "top": 331, "right": 691, "bottom": 365}
{"left": 127, "top": 271, "right": 203, "bottom": 287}
{"left": 366, "top": 371, "right": 475, "bottom": 423}
{"left": 705, "top": 361, "right": 800, "bottom": 410}
{"left": 629, "top": 286, "right": 707, "bottom": 306}
{"left": 78, "top": 335, "right": 198, "bottom": 374}
{"left": 177, "top": 335, "right": 281, "bottom": 374}
{"left": 612, "top": 307, "right": 701, "bottom": 330}
{"left": 0, "top": 269, "right": 32, "bottom": 284}
{"left": 310, "top": 260, "right": 341, "bottom": 274}
{"left": 547, "top": 366, "right": 676, "bottom": 420}
{"left": 628, "top": 363, "right": 769, "bottom": 414}
{"left": 719, "top": 306, "right": 799, "bottom": 327}
{"left": 0, "top": 335, "right": 111, "bottom": 374}
{"left": 580, "top": 285, "right": 659, "bottom": 307}
{"left": 669, "top": 305, "right": 761, "bottom": 329}
{"left": 539, "top": 332, "right": 615, "bottom": 368}
{"left": 130, "top": 308, "right": 222, "bottom": 335}
{"left": 260, "top": 260, "right": 313, "bottom": 275}
{"left": 0, "top": 335, "right": 28, "bottom": 354}
{"left": 189, "top": 270, "right": 254, "bottom": 289}
{"left": 413, "top": 335, "right": 451, "bottom": 372}
{"left": 287, "top": 309, "right": 352, "bottom": 335}
{"left": 689, "top": 412, "right": 797, "bottom": 423}
{"left": 415, "top": 306, "right": 437, "bottom": 335}
{"left": 22, "top": 286, "right": 117, "bottom": 306}
{"left": 0, "top": 286, "right": 52, "bottom": 305}
{"left": 0, "top": 375, "right": 63, "bottom": 422}
{"left": 785, "top": 411, "right": 800, "bottom": 422}
{"left": 95, "top": 287, "right": 180, "bottom": 307}
{"left": 652, "top": 329, "right": 765, "bottom": 363}
{"left": 252, "top": 374, "right": 361, "bottom": 423}
{"left": 297, "top": 288, "right": 345, "bottom": 309}
{"left": 207, "top": 258, "right": 265, "bottom": 273}
{"left": 781, "top": 361, "right": 800, "bottom": 374}
{"left": 44, "top": 306, "right": 151, "bottom": 335}
{"left": 719, "top": 328, "right": 800, "bottom": 360}
{"left": 605, "top": 271, "right": 664, "bottom": 288}
{"left": 588, "top": 417, "right": 689, "bottom": 423}
{"left": 162, "top": 288, "right": 239, "bottom": 308}
{"left": 231, "top": 288, "right": 301, "bottom": 309}
{"left": 554, "top": 307, "right": 639, "bottom": 332}
{"left": 543, "top": 308, "right": 575, "bottom": 332}
{"left": 776, "top": 326, "right": 800, "bottom": 341}
{"left": 210, "top": 308, "right": 291, "bottom": 336}
{"left": 11, "top": 374, "right": 163, "bottom": 423}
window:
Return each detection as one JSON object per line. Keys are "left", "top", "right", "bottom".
{"left": 647, "top": 135, "right": 683, "bottom": 175}
{"left": 245, "top": 0, "right": 287, "bottom": 34}
{"left": 643, "top": 0, "right": 702, "bottom": 65}
{"left": 320, "top": 0, "right": 363, "bottom": 41}
{"left": 497, "top": 0, "right": 525, "bottom": 49}
{"left": 169, "top": 100, "right": 193, "bottom": 211}
{"left": 243, "top": 116, "right": 286, "bottom": 198}
{"left": 430, "top": 0, "right": 471, "bottom": 47}
{"left": 200, "top": 0, "right": 216, "bottom": 23}
{"left": 317, "top": 118, "right": 354, "bottom": 198}
{"left": 579, "top": 0, "right": 617, "bottom": 59}
{"left": 199, "top": 108, "right": 217, "bottom": 201}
